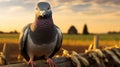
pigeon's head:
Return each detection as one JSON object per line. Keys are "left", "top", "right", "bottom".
{"left": 35, "top": 2, "right": 52, "bottom": 18}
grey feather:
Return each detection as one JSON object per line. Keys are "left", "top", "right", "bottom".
{"left": 19, "top": 24, "right": 31, "bottom": 61}
{"left": 49, "top": 25, "right": 63, "bottom": 58}
{"left": 19, "top": 24, "right": 62, "bottom": 61}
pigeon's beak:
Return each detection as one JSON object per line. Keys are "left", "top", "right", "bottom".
{"left": 40, "top": 10, "right": 46, "bottom": 17}
{"left": 35, "top": 6, "right": 46, "bottom": 18}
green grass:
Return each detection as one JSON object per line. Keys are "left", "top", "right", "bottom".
{"left": 0, "top": 33, "right": 120, "bottom": 45}
{"left": 0, "top": 34, "right": 19, "bottom": 44}
{"left": 63, "top": 34, "right": 120, "bottom": 41}
{"left": 63, "top": 34, "right": 120, "bottom": 46}
{"left": 99, "top": 34, "right": 120, "bottom": 41}
{"left": 63, "top": 34, "right": 93, "bottom": 41}
{"left": 0, "top": 34, "right": 19, "bottom": 39}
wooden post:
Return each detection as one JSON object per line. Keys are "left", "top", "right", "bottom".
{"left": 2, "top": 43, "right": 10, "bottom": 61}
{"left": 93, "top": 35, "right": 99, "bottom": 49}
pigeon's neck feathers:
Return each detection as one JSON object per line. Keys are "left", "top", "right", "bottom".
{"left": 30, "top": 18, "right": 56, "bottom": 44}
{"left": 31, "top": 17, "right": 54, "bottom": 31}
{"left": 37, "top": 17, "right": 53, "bottom": 27}
{"left": 30, "top": 17, "right": 56, "bottom": 44}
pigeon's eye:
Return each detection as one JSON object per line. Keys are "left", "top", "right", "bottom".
{"left": 36, "top": 8, "right": 38, "bottom": 10}
{"left": 47, "top": 7, "right": 50, "bottom": 10}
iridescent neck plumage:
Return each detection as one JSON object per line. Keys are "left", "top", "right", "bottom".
{"left": 31, "top": 16, "right": 54, "bottom": 31}
{"left": 29, "top": 16, "right": 56, "bottom": 44}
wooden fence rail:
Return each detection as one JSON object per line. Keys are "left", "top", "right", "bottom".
{"left": 0, "top": 57, "right": 73, "bottom": 67}
{"left": 0, "top": 47, "right": 120, "bottom": 67}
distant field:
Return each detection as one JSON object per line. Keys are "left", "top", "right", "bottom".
{"left": 0, "top": 34, "right": 19, "bottom": 44}
{"left": 63, "top": 34, "right": 120, "bottom": 46}
{"left": 0, "top": 34, "right": 120, "bottom": 46}
{"left": 63, "top": 34, "right": 120, "bottom": 41}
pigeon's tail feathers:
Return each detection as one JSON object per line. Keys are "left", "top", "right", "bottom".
{"left": 49, "top": 25, "right": 63, "bottom": 58}
{"left": 19, "top": 24, "right": 31, "bottom": 61}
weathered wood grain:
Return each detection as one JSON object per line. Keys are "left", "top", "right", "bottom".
{"left": 0, "top": 48, "right": 120, "bottom": 67}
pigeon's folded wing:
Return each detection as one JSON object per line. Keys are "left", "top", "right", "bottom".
{"left": 49, "top": 25, "right": 63, "bottom": 58}
{"left": 19, "top": 24, "right": 31, "bottom": 61}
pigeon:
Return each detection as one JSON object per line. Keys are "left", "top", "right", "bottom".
{"left": 19, "top": 2, "right": 62, "bottom": 67}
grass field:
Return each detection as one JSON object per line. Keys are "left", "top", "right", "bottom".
{"left": 0, "top": 34, "right": 19, "bottom": 44}
{"left": 63, "top": 34, "right": 120, "bottom": 46}
{"left": 63, "top": 34, "right": 120, "bottom": 41}
{"left": 0, "top": 33, "right": 120, "bottom": 46}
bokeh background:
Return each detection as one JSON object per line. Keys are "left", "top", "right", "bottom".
{"left": 0, "top": 0, "right": 120, "bottom": 63}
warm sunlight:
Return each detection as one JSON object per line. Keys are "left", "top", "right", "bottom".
{"left": 0, "top": 0, "right": 120, "bottom": 33}
{"left": 0, "top": 1, "right": 120, "bottom": 66}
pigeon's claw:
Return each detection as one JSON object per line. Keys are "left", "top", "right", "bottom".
{"left": 47, "top": 58, "right": 56, "bottom": 67}
{"left": 28, "top": 58, "right": 36, "bottom": 67}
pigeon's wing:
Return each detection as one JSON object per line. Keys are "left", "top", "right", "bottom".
{"left": 19, "top": 24, "right": 31, "bottom": 61}
{"left": 49, "top": 25, "right": 63, "bottom": 58}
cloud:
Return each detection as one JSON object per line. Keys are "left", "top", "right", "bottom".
{"left": 22, "top": 0, "right": 120, "bottom": 6}
{"left": 23, "top": 0, "right": 37, "bottom": 3}
{"left": 8, "top": 6, "right": 25, "bottom": 12}
{"left": 0, "top": 0, "right": 11, "bottom": 3}
{"left": 70, "top": 4, "right": 91, "bottom": 12}
{"left": 81, "top": 4, "right": 120, "bottom": 15}
{"left": 93, "top": 0, "right": 120, "bottom": 5}
{"left": 52, "top": 0, "right": 120, "bottom": 5}
{"left": 0, "top": 0, "right": 119, "bottom": 16}
{"left": 52, "top": 0, "right": 120, "bottom": 16}
{"left": 114, "top": 11, "right": 120, "bottom": 16}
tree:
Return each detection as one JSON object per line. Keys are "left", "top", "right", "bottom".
{"left": 68, "top": 25, "right": 78, "bottom": 34}
{"left": 82, "top": 24, "right": 89, "bottom": 35}
{"left": 0, "top": 31, "right": 4, "bottom": 34}
{"left": 9, "top": 30, "right": 19, "bottom": 34}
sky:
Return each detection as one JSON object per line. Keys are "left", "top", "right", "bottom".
{"left": 0, "top": 0, "right": 120, "bottom": 33}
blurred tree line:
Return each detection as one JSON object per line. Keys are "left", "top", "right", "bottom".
{"left": 0, "top": 30, "right": 19, "bottom": 34}
{"left": 108, "top": 31, "right": 120, "bottom": 34}
{"left": 67, "top": 24, "right": 120, "bottom": 35}
{"left": 68, "top": 24, "right": 89, "bottom": 35}
{"left": 0, "top": 24, "right": 119, "bottom": 34}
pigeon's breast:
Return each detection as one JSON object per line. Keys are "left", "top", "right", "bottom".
{"left": 27, "top": 34, "right": 57, "bottom": 58}
{"left": 30, "top": 25, "right": 56, "bottom": 44}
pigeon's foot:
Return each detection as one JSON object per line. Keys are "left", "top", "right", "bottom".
{"left": 47, "top": 58, "right": 56, "bottom": 67}
{"left": 28, "top": 59, "right": 36, "bottom": 67}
